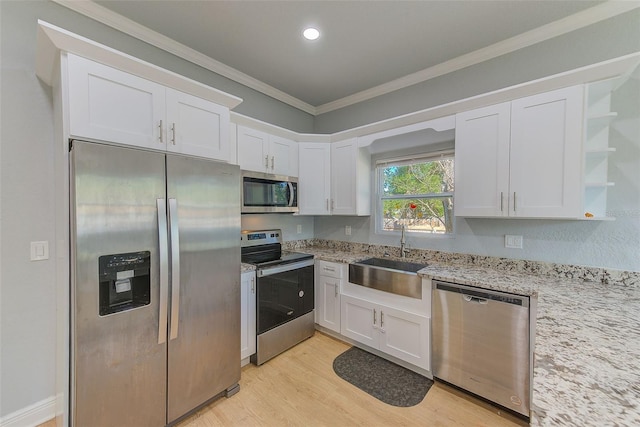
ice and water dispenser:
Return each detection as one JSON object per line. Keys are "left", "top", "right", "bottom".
{"left": 98, "top": 251, "right": 151, "bottom": 316}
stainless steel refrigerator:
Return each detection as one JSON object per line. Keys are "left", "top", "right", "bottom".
{"left": 70, "top": 140, "right": 241, "bottom": 426}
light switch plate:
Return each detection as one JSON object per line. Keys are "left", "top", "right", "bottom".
{"left": 297, "top": 224, "right": 302, "bottom": 234}
{"left": 505, "top": 235, "right": 523, "bottom": 249}
{"left": 30, "top": 241, "right": 49, "bottom": 261}
{"left": 345, "top": 225, "right": 352, "bottom": 236}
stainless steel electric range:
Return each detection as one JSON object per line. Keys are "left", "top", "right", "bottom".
{"left": 241, "top": 229, "right": 315, "bottom": 365}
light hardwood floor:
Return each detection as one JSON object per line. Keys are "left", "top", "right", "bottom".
{"left": 40, "top": 333, "right": 527, "bottom": 426}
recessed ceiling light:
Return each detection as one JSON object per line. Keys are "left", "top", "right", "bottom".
{"left": 303, "top": 27, "right": 320, "bottom": 41}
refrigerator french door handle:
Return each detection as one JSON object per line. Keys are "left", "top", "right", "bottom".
{"left": 168, "top": 198, "right": 181, "bottom": 340}
{"left": 157, "top": 199, "right": 169, "bottom": 345}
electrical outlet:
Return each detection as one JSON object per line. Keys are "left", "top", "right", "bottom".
{"left": 505, "top": 235, "right": 523, "bottom": 249}
{"left": 345, "top": 225, "right": 352, "bottom": 236}
{"left": 297, "top": 224, "right": 302, "bottom": 234}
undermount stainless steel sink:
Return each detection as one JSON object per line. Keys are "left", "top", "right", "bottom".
{"left": 348, "top": 258, "right": 426, "bottom": 299}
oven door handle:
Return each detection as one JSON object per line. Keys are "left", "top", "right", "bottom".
{"left": 257, "top": 259, "right": 315, "bottom": 277}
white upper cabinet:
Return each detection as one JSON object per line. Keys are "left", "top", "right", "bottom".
{"left": 454, "top": 102, "right": 511, "bottom": 217}
{"left": 165, "top": 89, "right": 230, "bottom": 160}
{"left": 455, "top": 85, "right": 584, "bottom": 218}
{"left": 67, "top": 54, "right": 231, "bottom": 162}
{"left": 298, "top": 143, "right": 331, "bottom": 215}
{"left": 67, "top": 53, "right": 166, "bottom": 150}
{"left": 237, "top": 125, "right": 298, "bottom": 176}
{"left": 330, "top": 138, "right": 371, "bottom": 216}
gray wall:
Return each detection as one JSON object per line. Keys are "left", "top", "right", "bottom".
{"left": 315, "top": 74, "right": 640, "bottom": 272}
{"left": 314, "top": 9, "right": 640, "bottom": 133}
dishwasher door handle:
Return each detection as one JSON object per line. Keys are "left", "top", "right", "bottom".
{"left": 463, "top": 294, "right": 488, "bottom": 304}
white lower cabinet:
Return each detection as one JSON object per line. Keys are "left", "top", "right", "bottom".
{"left": 341, "top": 294, "right": 430, "bottom": 370}
{"left": 240, "top": 271, "right": 256, "bottom": 363}
{"left": 315, "top": 261, "right": 344, "bottom": 333}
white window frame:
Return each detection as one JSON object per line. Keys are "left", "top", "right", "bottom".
{"left": 375, "top": 150, "right": 455, "bottom": 237}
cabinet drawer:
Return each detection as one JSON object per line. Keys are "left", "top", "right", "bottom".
{"left": 317, "top": 260, "right": 343, "bottom": 279}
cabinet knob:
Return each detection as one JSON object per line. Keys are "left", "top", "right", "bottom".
{"left": 158, "top": 120, "right": 164, "bottom": 143}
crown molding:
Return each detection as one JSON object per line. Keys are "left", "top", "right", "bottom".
{"left": 315, "top": 1, "right": 640, "bottom": 115}
{"left": 50, "top": 0, "right": 317, "bottom": 115}
{"left": 51, "top": 0, "right": 638, "bottom": 116}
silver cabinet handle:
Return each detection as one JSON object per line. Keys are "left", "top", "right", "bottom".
{"left": 500, "top": 191, "right": 504, "bottom": 212}
{"left": 513, "top": 192, "right": 517, "bottom": 212}
{"left": 170, "top": 123, "right": 176, "bottom": 145}
{"left": 265, "top": 155, "right": 269, "bottom": 169}
{"left": 322, "top": 266, "right": 335, "bottom": 272}
{"left": 334, "top": 282, "right": 338, "bottom": 297}
{"left": 168, "top": 198, "right": 180, "bottom": 340}
{"left": 380, "top": 310, "right": 384, "bottom": 328}
{"left": 157, "top": 199, "right": 169, "bottom": 344}
{"left": 271, "top": 156, "right": 274, "bottom": 170}
{"left": 158, "top": 120, "right": 164, "bottom": 143}
{"left": 373, "top": 308, "right": 377, "bottom": 326}
{"left": 331, "top": 199, "right": 334, "bottom": 210}
{"left": 251, "top": 277, "right": 255, "bottom": 294}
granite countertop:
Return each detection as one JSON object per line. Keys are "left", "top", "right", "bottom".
{"left": 241, "top": 262, "right": 256, "bottom": 273}
{"left": 298, "top": 247, "right": 640, "bottom": 426}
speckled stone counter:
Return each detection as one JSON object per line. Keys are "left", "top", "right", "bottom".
{"left": 288, "top": 241, "right": 640, "bottom": 426}
{"left": 241, "top": 262, "right": 256, "bottom": 273}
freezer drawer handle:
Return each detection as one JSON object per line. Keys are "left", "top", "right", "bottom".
{"left": 157, "top": 199, "right": 169, "bottom": 344}
{"left": 169, "top": 198, "right": 181, "bottom": 340}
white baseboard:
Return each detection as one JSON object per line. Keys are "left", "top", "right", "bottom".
{"left": 0, "top": 396, "right": 56, "bottom": 427}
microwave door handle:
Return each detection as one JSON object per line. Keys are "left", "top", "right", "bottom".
{"left": 287, "top": 182, "right": 294, "bottom": 207}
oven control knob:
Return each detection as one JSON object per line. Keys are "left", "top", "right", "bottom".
{"left": 299, "top": 290, "right": 304, "bottom": 298}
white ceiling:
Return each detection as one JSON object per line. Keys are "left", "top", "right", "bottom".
{"left": 63, "top": 1, "right": 632, "bottom": 114}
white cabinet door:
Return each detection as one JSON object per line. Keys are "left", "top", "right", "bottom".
{"left": 67, "top": 53, "right": 165, "bottom": 150}
{"left": 316, "top": 275, "right": 341, "bottom": 333}
{"left": 455, "top": 102, "right": 511, "bottom": 217}
{"left": 330, "top": 138, "right": 370, "bottom": 216}
{"left": 165, "top": 89, "right": 230, "bottom": 161}
{"left": 455, "top": 86, "right": 584, "bottom": 219}
{"left": 378, "top": 306, "right": 430, "bottom": 370}
{"left": 236, "top": 126, "right": 299, "bottom": 176}
{"left": 240, "top": 271, "right": 256, "bottom": 361}
{"left": 269, "top": 136, "right": 298, "bottom": 176}
{"left": 237, "top": 126, "right": 269, "bottom": 172}
{"left": 509, "top": 86, "right": 583, "bottom": 218}
{"left": 331, "top": 140, "right": 357, "bottom": 215}
{"left": 340, "top": 295, "right": 378, "bottom": 348}
{"left": 298, "top": 143, "right": 331, "bottom": 215}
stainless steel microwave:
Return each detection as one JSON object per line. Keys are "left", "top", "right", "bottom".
{"left": 241, "top": 171, "right": 298, "bottom": 213}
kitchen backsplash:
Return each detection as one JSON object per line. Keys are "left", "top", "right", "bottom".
{"left": 284, "top": 239, "right": 640, "bottom": 287}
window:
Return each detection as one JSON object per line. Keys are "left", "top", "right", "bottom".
{"left": 376, "top": 151, "right": 454, "bottom": 235}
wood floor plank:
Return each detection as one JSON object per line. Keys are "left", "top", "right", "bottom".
{"left": 176, "top": 333, "right": 527, "bottom": 427}
{"left": 38, "top": 333, "right": 526, "bottom": 427}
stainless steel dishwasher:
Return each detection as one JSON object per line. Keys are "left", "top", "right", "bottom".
{"left": 432, "top": 280, "right": 531, "bottom": 418}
